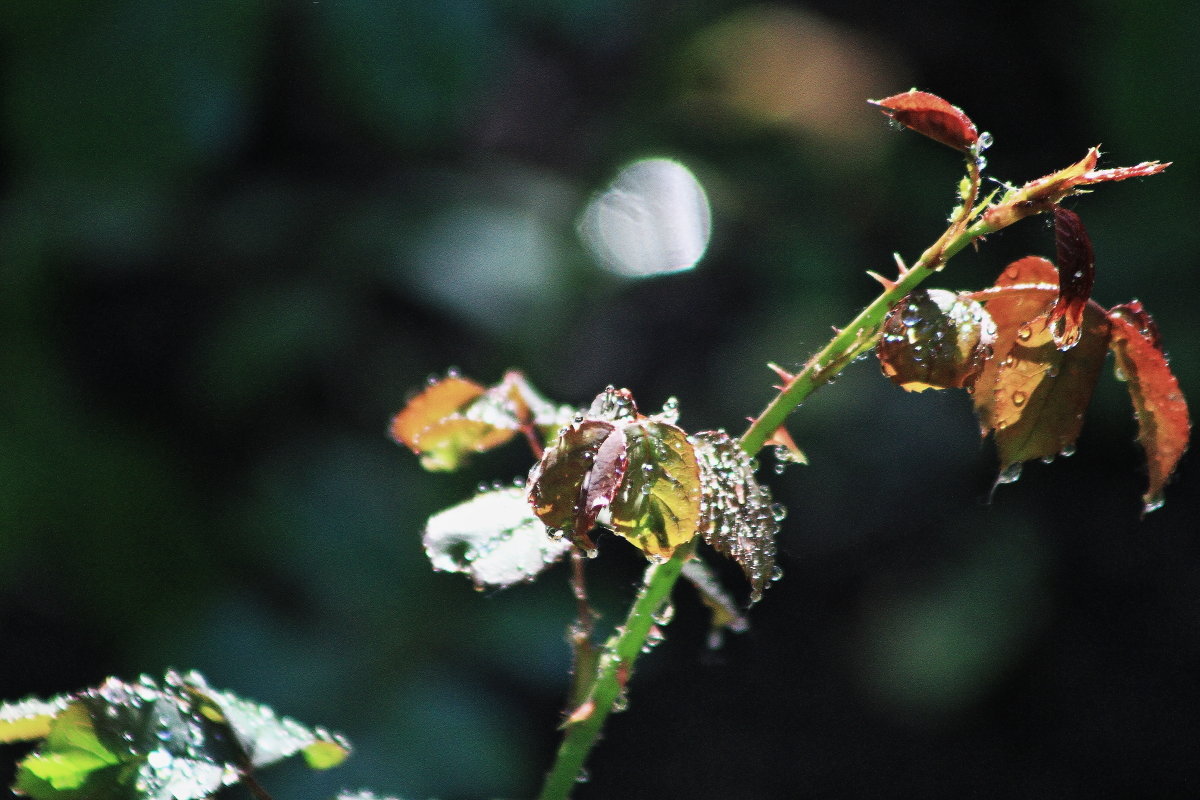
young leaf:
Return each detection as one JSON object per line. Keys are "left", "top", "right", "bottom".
{"left": 693, "top": 431, "right": 780, "bottom": 602}
{"left": 527, "top": 388, "right": 705, "bottom": 559}
{"left": 527, "top": 420, "right": 620, "bottom": 551}
{"left": 606, "top": 420, "right": 703, "bottom": 560}
{"left": 423, "top": 486, "right": 572, "bottom": 588}
{"left": 877, "top": 289, "right": 996, "bottom": 392}
{"left": 870, "top": 90, "right": 979, "bottom": 152}
{"left": 1047, "top": 206, "right": 1095, "bottom": 350}
{"left": 972, "top": 256, "right": 1061, "bottom": 431}
{"left": 987, "top": 303, "right": 1111, "bottom": 470}
{"left": 1108, "top": 302, "right": 1191, "bottom": 513}
{"left": 981, "top": 148, "right": 1171, "bottom": 231}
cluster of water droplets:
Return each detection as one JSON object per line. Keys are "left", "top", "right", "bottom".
{"left": 878, "top": 289, "right": 996, "bottom": 391}
{"left": 691, "top": 430, "right": 781, "bottom": 603}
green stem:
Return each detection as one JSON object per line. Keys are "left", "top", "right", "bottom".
{"left": 536, "top": 158, "right": 990, "bottom": 800}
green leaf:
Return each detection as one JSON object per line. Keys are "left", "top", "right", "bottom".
{"left": 607, "top": 420, "right": 702, "bottom": 560}
{"left": 422, "top": 486, "right": 573, "bottom": 589}
{"left": 693, "top": 431, "right": 780, "bottom": 601}
{"left": 7, "top": 671, "right": 351, "bottom": 800}
{"left": 0, "top": 694, "right": 71, "bottom": 744}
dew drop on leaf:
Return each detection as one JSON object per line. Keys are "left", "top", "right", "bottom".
{"left": 1012, "top": 391, "right": 1027, "bottom": 407}
{"left": 996, "top": 462, "right": 1023, "bottom": 485}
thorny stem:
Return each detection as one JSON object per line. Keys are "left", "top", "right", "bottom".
{"left": 538, "top": 156, "right": 992, "bottom": 800}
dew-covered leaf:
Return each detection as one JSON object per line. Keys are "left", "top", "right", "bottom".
{"left": 607, "top": 420, "right": 702, "bottom": 560}
{"left": 987, "top": 303, "right": 1111, "bottom": 469}
{"left": 1108, "top": 302, "right": 1191, "bottom": 513}
{"left": 8, "top": 671, "right": 350, "bottom": 800}
{"left": 973, "top": 256, "right": 1061, "bottom": 431}
{"left": 1047, "top": 207, "right": 1095, "bottom": 350}
{"left": 0, "top": 694, "right": 71, "bottom": 744}
{"left": 693, "top": 431, "right": 780, "bottom": 601}
{"left": 870, "top": 90, "right": 979, "bottom": 152}
{"left": 527, "top": 420, "right": 619, "bottom": 550}
{"left": 423, "top": 486, "right": 572, "bottom": 588}
{"left": 877, "top": 289, "right": 996, "bottom": 392}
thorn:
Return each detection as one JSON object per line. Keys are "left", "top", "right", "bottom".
{"left": 830, "top": 325, "right": 843, "bottom": 334}
{"left": 866, "top": 270, "right": 897, "bottom": 291}
{"left": 767, "top": 362, "right": 795, "bottom": 382}
{"left": 563, "top": 700, "right": 595, "bottom": 727}
{"left": 764, "top": 425, "right": 808, "bottom": 465}
{"left": 893, "top": 252, "right": 909, "bottom": 273}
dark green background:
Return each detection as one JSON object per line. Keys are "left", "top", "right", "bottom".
{"left": 2, "top": 2, "right": 1197, "bottom": 798}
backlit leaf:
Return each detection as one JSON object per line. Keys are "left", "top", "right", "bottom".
{"left": 693, "top": 431, "right": 780, "bottom": 601}
{"left": 390, "top": 372, "right": 565, "bottom": 471}
{"left": 973, "top": 256, "right": 1060, "bottom": 432}
{"left": 423, "top": 486, "right": 572, "bottom": 588}
{"left": 870, "top": 90, "right": 979, "bottom": 152}
{"left": 1108, "top": 302, "right": 1191, "bottom": 513}
{"left": 526, "top": 388, "right": 705, "bottom": 559}
{"left": 988, "top": 303, "right": 1111, "bottom": 469}
{"left": 1047, "top": 207, "right": 1095, "bottom": 350}
{"left": 607, "top": 420, "right": 702, "bottom": 560}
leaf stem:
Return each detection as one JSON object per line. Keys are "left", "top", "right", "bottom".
{"left": 536, "top": 157, "right": 989, "bottom": 800}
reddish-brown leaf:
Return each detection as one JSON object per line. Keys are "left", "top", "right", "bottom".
{"left": 987, "top": 302, "right": 1111, "bottom": 471}
{"left": 390, "top": 376, "right": 525, "bottom": 471}
{"left": 870, "top": 90, "right": 979, "bottom": 152}
{"left": 527, "top": 420, "right": 617, "bottom": 550}
{"left": 972, "top": 256, "right": 1060, "bottom": 431}
{"left": 1108, "top": 302, "right": 1191, "bottom": 513}
{"left": 877, "top": 289, "right": 996, "bottom": 392}
{"left": 1048, "top": 207, "right": 1096, "bottom": 350}
{"left": 981, "top": 149, "right": 1171, "bottom": 231}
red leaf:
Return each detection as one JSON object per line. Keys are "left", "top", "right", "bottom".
{"left": 1047, "top": 207, "right": 1095, "bottom": 350}
{"left": 1108, "top": 302, "right": 1191, "bottom": 513}
{"left": 987, "top": 303, "right": 1111, "bottom": 470}
{"left": 527, "top": 420, "right": 617, "bottom": 550}
{"left": 972, "top": 256, "right": 1060, "bottom": 431}
{"left": 876, "top": 289, "right": 996, "bottom": 392}
{"left": 870, "top": 90, "right": 979, "bottom": 152}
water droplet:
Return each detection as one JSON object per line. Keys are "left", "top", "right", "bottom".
{"left": 611, "top": 691, "right": 630, "bottom": 711}
{"left": 977, "top": 131, "right": 994, "bottom": 150}
{"left": 1017, "top": 325, "right": 1032, "bottom": 342}
{"left": 1041, "top": 455, "right": 1055, "bottom": 464}
{"left": 770, "top": 566, "right": 784, "bottom": 582}
{"left": 1059, "top": 443, "right": 1076, "bottom": 457}
{"left": 585, "top": 548, "right": 599, "bottom": 559}
{"left": 996, "top": 462, "right": 1023, "bottom": 485}
{"left": 1143, "top": 496, "right": 1165, "bottom": 514}
{"left": 771, "top": 503, "right": 787, "bottom": 521}
{"left": 774, "top": 464, "right": 787, "bottom": 475}
{"left": 1012, "top": 390, "right": 1027, "bottom": 407}
{"left": 576, "top": 768, "right": 591, "bottom": 783}
{"left": 652, "top": 602, "right": 675, "bottom": 626}
{"left": 1114, "top": 365, "right": 1128, "bottom": 382}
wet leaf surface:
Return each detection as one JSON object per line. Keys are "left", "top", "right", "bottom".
{"left": 693, "top": 431, "right": 780, "bottom": 601}
{"left": 1108, "top": 302, "right": 1191, "bottom": 513}
{"left": 424, "top": 486, "right": 572, "bottom": 588}
{"left": 8, "top": 671, "right": 348, "bottom": 800}
{"left": 607, "top": 420, "right": 702, "bottom": 560}
{"left": 988, "top": 303, "right": 1111, "bottom": 468}
{"left": 877, "top": 288, "right": 996, "bottom": 392}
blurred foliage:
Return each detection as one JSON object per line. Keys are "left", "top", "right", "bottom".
{"left": 1, "top": 1, "right": 1197, "bottom": 799}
